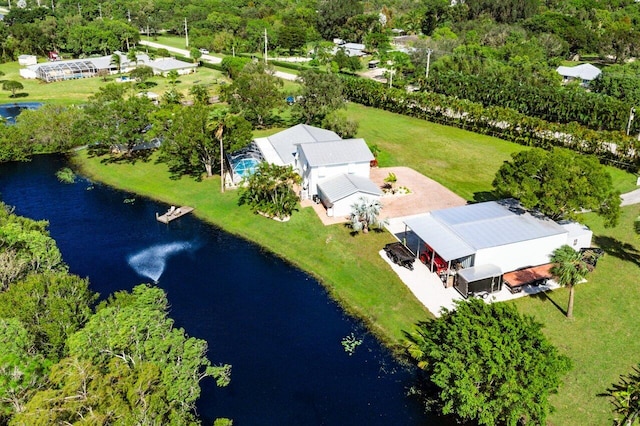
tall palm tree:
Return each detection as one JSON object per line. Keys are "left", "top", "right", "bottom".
{"left": 110, "top": 53, "right": 122, "bottom": 74}
{"left": 550, "top": 245, "right": 589, "bottom": 318}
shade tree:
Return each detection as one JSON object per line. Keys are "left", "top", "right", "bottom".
{"left": 493, "top": 147, "right": 621, "bottom": 227}
{"left": 406, "top": 298, "right": 571, "bottom": 426}
{"left": 294, "top": 70, "right": 346, "bottom": 125}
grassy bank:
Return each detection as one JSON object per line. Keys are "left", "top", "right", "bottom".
{"left": 73, "top": 151, "right": 432, "bottom": 350}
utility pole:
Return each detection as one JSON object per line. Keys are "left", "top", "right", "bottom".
{"left": 264, "top": 28, "right": 268, "bottom": 64}
{"left": 127, "top": 9, "right": 131, "bottom": 22}
{"left": 425, "top": 48, "right": 433, "bottom": 80}
{"left": 184, "top": 18, "right": 189, "bottom": 48}
{"left": 627, "top": 107, "right": 635, "bottom": 136}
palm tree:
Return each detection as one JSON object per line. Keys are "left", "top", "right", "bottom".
{"left": 206, "top": 108, "right": 228, "bottom": 193}
{"left": 550, "top": 245, "right": 589, "bottom": 318}
{"left": 348, "top": 197, "right": 388, "bottom": 234}
{"left": 604, "top": 364, "right": 640, "bottom": 426}
{"left": 110, "top": 53, "right": 122, "bottom": 74}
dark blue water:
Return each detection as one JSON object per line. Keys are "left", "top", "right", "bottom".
{"left": 0, "top": 102, "right": 43, "bottom": 124}
{"left": 0, "top": 155, "right": 434, "bottom": 425}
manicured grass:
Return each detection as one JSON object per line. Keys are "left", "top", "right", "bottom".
{"left": 0, "top": 60, "right": 227, "bottom": 106}
{"left": 73, "top": 151, "right": 432, "bottom": 351}
{"left": 511, "top": 206, "right": 640, "bottom": 426}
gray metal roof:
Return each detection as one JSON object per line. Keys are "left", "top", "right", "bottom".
{"left": 149, "top": 58, "right": 195, "bottom": 71}
{"left": 404, "top": 214, "right": 475, "bottom": 260}
{"left": 457, "top": 264, "right": 503, "bottom": 282}
{"left": 556, "top": 63, "right": 601, "bottom": 81}
{"left": 405, "top": 200, "right": 567, "bottom": 261}
{"left": 299, "top": 138, "right": 374, "bottom": 167}
{"left": 317, "top": 174, "right": 381, "bottom": 204}
{"left": 266, "top": 124, "right": 340, "bottom": 165}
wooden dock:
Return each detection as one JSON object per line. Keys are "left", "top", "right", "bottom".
{"left": 156, "top": 206, "right": 194, "bottom": 224}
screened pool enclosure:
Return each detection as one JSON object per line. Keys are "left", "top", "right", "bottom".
{"left": 36, "top": 61, "right": 98, "bottom": 82}
{"left": 226, "top": 143, "right": 264, "bottom": 184}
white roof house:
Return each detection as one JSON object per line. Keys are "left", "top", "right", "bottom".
{"left": 297, "top": 138, "right": 375, "bottom": 201}
{"left": 317, "top": 174, "right": 382, "bottom": 217}
{"left": 148, "top": 58, "right": 197, "bottom": 76}
{"left": 556, "top": 63, "right": 601, "bottom": 87}
{"left": 254, "top": 124, "right": 340, "bottom": 166}
{"left": 404, "top": 199, "right": 592, "bottom": 274}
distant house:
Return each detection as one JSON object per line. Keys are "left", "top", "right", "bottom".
{"left": 556, "top": 63, "right": 601, "bottom": 87}
{"left": 18, "top": 55, "right": 37, "bottom": 66}
{"left": 342, "top": 43, "right": 366, "bottom": 57}
{"left": 148, "top": 58, "right": 197, "bottom": 76}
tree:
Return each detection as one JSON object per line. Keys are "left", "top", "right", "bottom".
{"left": 604, "top": 364, "right": 640, "bottom": 426}
{"left": 110, "top": 52, "right": 122, "bottom": 73}
{"left": 316, "top": 0, "right": 363, "bottom": 40}
{"left": 222, "top": 61, "right": 283, "bottom": 128}
{"left": 0, "top": 272, "right": 97, "bottom": 361}
{"left": 2, "top": 81, "right": 24, "bottom": 98}
{"left": 493, "top": 148, "right": 621, "bottom": 227}
{"left": 129, "top": 65, "right": 154, "bottom": 84}
{"left": 189, "top": 84, "right": 210, "bottom": 105}
{"left": 238, "top": 162, "right": 302, "bottom": 220}
{"left": 347, "top": 197, "right": 387, "bottom": 234}
{"left": 126, "top": 49, "right": 138, "bottom": 66}
{"left": 550, "top": 245, "right": 590, "bottom": 319}
{"left": 15, "top": 285, "right": 230, "bottom": 425}
{"left": 190, "top": 47, "right": 202, "bottom": 63}
{"left": 294, "top": 70, "right": 346, "bottom": 125}
{"left": 321, "top": 110, "right": 359, "bottom": 138}
{"left": 406, "top": 298, "right": 571, "bottom": 426}
{"left": 277, "top": 24, "right": 307, "bottom": 55}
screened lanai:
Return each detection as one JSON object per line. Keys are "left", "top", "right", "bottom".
{"left": 36, "top": 60, "right": 98, "bottom": 82}
{"left": 226, "top": 142, "right": 264, "bottom": 185}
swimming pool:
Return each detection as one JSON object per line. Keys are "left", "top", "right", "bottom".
{"left": 0, "top": 102, "right": 43, "bottom": 124}
{"left": 232, "top": 157, "right": 261, "bottom": 178}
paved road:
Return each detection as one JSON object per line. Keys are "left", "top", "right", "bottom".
{"left": 138, "top": 40, "right": 297, "bottom": 80}
{"left": 621, "top": 187, "right": 640, "bottom": 206}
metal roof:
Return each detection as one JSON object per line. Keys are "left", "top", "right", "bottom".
{"left": 556, "top": 63, "right": 601, "bottom": 81}
{"left": 405, "top": 200, "right": 567, "bottom": 261}
{"left": 299, "top": 138, "right": 374, "bottom": 167}
{"left": 149, "top": 58, "right": 195, "bottom": 71}
{"left": 457, "top": 264, "right": 503, "bottom": 282}
{"left": 265, "top": 124, "right": 340, "bottom": 165}
{"left": 317, "top": 174, "right": 381, "bottom": 204}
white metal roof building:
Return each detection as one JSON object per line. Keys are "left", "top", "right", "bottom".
{"left": 254, "top": 124, "right": 341, "bottom": 166}
{"left": 403, "top": 199, "right": 592, "bottom": 275}
{"left": 556, "top": 63, "right": 601, "bottom": 86}
{"left": 317, "top": 174, "right": 382, "bottom": 217}
{"left": 298, "top": 138, "right": 374, "bottom": 167}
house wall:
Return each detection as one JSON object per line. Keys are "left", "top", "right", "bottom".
{"left": 299, "top": 158, "right": 370, "bottom": 199}
{"left": 473, "top": 233, "right": 567, "bottom": 273}
{"left": 330, "top": 193, "right": 380, "bottom": 218}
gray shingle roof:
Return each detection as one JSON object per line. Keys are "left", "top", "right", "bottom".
{"left": 317, "top": 174, "right": 382, "bottom": 203}
{"left": 267, "top": 124, "right": 340, "bottom": 165}
{"left": 405, "top": 200, "right": 567, "bottom": 261}
{"left": 299, "top": 138, "right": 374, "bottom": 167}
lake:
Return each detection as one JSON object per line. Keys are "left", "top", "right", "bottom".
{"left": 0, "top": 155, "right": 436, "bottom": 425}
{"left": 0, "top": 102, "right": 43, "bottom": 124}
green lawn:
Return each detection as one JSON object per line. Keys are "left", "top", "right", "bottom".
{"left": 0, "top": 60, "right": 228, "bottom": 106}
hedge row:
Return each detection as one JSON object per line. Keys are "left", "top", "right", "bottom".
{"left": 341, "top": 76, "right": 640, "bottom": 170}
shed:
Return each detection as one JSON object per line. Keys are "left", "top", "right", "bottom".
{"left": 454, "top": 264, "right": 503, "bottom": 298}
{"left": 317, "top": 174, "right": 382, "bottom": 217}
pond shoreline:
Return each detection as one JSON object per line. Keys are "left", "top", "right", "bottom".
{"left": 70, "top": 150, "right": 430, "bottom": 360}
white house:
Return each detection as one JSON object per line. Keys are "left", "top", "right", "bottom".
{"left": 148, "top": 58, "right": 197, "bottom": 76}
{"left": 317, "top": 174, "right": 382, "bottom": 217}
{"left": 254, "top": 124, "right": 341, "bottom": 167}
{"left": 296, "top": 138, "right": 374, "bottom": 200}
{"left": 403, "top": 199, "right": 592, "bottom": 278}
{"left": 556, "top": 63, "right": 601, "bottom": 87}
{"left": 18, "top": 55, "right": 37, "bottom": 66}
